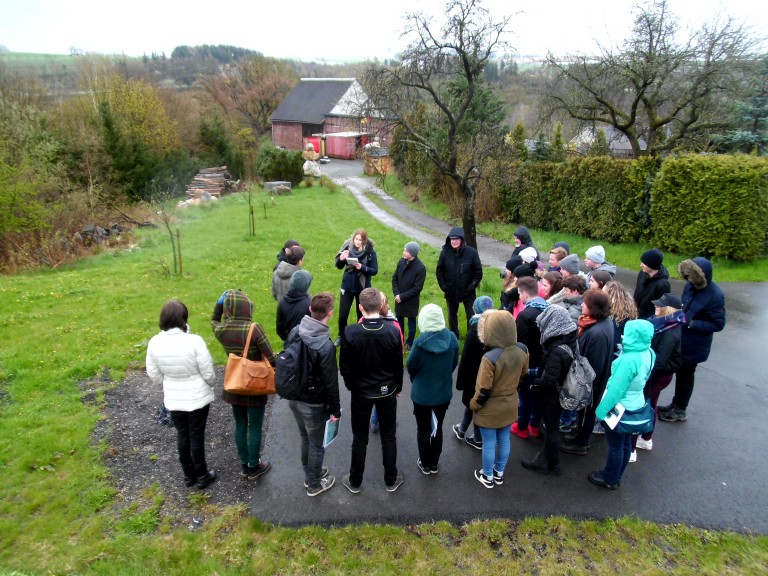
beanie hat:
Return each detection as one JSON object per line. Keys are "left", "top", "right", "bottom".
{"left": 289, "top": 269, "right": 313, "bottom": 292}
{"left": 506, "top": 255, "right": 523, "bottom": 272}
{"left": 585, "top": 245, "right": 606, "bottom": 265}
{"left": 404, "top": 241, "right": 420, "bottom": 258}
{"left": 560, "top": 254, "right": 581, "bottom": 275}
{"left": 641, "top": 248, "right": 663, "bottom": 270}
{"left": 473, "top": 295, "right": 494, "bottom": 314}
{"left": 514, "top": 264, "right": 536, "bottom": 279}
{"left": 519, "top": 246, "right": 538, "bottom": 264}
{"left": 552, "top": 241, "right": 571, "bottom": 255}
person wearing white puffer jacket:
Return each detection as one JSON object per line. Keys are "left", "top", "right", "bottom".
{"left": 146, "top": 299, "right": 217, "bottom": 490}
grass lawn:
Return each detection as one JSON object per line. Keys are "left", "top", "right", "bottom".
{"left": 376, "top": 175, "right": 768, "bottom": 282}
{"left": 0, "top": 182, "right": 766, "bottom": 574}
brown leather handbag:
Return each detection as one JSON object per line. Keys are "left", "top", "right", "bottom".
{"left": 223, "top": 323, "right": 276, "bottom": 395}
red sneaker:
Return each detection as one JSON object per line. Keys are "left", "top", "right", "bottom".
{"left": 511, "top": 422, "right": 529, "bottom": 439}
{"left": 528, "top": 425, "right": 541, "bottom": 438}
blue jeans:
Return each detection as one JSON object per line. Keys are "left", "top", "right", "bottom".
{"left": 602, "top": 424, "right": 633, "bottom": 485}
{"left": 289, "top": 400, "right": 328, "bottom": 489}
{"left": 231, "top": 405, "right": 264, "bottom": 468}
{"left": 349, "top": 394, "right": 398, "bottom": 486}
{"left": 171, "top": 404, "right": 210, "bottom": 479}
{"left": 397, "top": 316, "right": 417, "bottom": 347}
{"left": 516, "top": 375, "right": 541, "bottom": 430}
{"left": 560, "top": 409, "right": 578, "bottom": 427}
{"left": 478, "top": 426, "right": 511, "bottom": 476}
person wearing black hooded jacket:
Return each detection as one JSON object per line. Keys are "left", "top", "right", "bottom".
{"left": 634, "top": 248, "right": 671, "bottom": 319}
{"left": 659, "top": 257, "right": 725, "bottom": 423}
{"left": 276, "top": 269, "right": 312, "bottom": 342}
{"left": 511, "top": 225, "right": 540, "bottom": 262}
{"left": 436, "top": 227, "right": 483, "bottom": 338}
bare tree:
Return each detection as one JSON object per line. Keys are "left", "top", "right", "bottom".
{"left": 361, "top": 0, "right": 511, "bottom": 247}
{"left": 540, "top": 0, "right": 761, "bottom": 157}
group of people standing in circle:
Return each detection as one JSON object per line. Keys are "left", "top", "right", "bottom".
{"left": 144, "top": 223, "right": 725, "bottom": 495}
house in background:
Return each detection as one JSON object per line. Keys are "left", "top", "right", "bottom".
{"left": 269, "top": 78, "right": 393, "bottom": 160}
{"left": 569, "top": 125, "right": 647, "bottom": 158}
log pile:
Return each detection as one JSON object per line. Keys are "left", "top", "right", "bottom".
{"left": 185, "top": 166, "right": 241, "bottom": 198}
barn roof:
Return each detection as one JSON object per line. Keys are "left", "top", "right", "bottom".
{"left": 270, "top": 78, "right": 365, "bottom": 124}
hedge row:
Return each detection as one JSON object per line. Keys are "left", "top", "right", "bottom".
{"left": 494, "top": 154, "right": 768, "bottom": 261}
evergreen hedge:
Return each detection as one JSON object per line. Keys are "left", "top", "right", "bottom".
{"left": 254, "top": 146, "right": 304, "bottom": 185}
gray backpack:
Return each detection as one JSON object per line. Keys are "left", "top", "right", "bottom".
{"left": 557, "top": 344, "right": 596, "bottom": 411}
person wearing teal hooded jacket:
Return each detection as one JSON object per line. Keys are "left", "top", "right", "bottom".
{"left": 407, "top": 304, "right": 459, "bottom": 474}
{"left": 589, "top": 319, "right": 655, "bottom": 490}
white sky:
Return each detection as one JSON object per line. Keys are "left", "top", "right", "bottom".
{"left": 0, "top": 0, "right": 765, "bottom": 62}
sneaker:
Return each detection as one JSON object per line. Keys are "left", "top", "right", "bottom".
{"left": 588, "top": 470, "right": 618, "bottom": 490}
{"left": 385, "top": 473, "right": 404, "bottom": 492}
{"left": 629, "top": 450, "right": 637, "bottom": 463}
{"left": 429, "top": 464, "right": 439, "bottom": 475}
{"left": 528, "top": 425, "right": 541, "bottom": 438}
{"left": 465, "top": 435, "right": 483, "bottom": 450}
{"left": 417, "top": 458, "right": 431, "bottom": 475}
{"left": 452, "top": 424, "right": 466, "bottom": 440}
{"left": 492, "top": 469, "right": 504, "bottom": 486}
{"left": 558, "top": 422, "right": 574, "bottom": 433}
{"left": 341, "top": 473, "right": 360, "bottom": 494}
{"left": 657, "top": 403, "right": 674, "bottom": 413}
{"left": 307, "top": 475, "right": 335, "bottom": 497}
{"left": 560, "top": 440, "right": 589, "bottom": 456}
{"left": 304, "top": 466, "right": 329, "bottom": 488}
{"left": 511, "top": 422, "right": 529, "bottom": 439}
{"left": 197, "top": 469, "right": 217, "bottom": 489}
{"left": 246, "top": 460, "right": 271, "bottom": 480}
{"left": 592, "top": 422, "right": 605, "bottom": 435}
{"left": 474, "top": 469, "right": 494, "bottom": 489}
{"left": 370, "top": 421, "right": 379, "bottom": 433}
{"left": 636, "top": 437, "right": 653, "bottom": 451}
{"left": 659, "top": 407, "right": 687, "bottom": 422}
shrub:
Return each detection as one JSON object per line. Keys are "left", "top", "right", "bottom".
{"left": 254, "top": 146, "right": 303, "bottom": 185}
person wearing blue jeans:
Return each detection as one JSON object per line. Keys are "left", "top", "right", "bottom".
{"left": 469, "top": 310, "right": 528, "bottom": 488}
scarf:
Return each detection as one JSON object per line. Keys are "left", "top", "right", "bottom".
{"left": 577, "top": 315, "right": 598, "bottom": 337}
{"left": 648, "top": 310, "right": 685, "bottom": 334}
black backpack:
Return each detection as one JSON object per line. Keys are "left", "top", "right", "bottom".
{"left": 275, "top": 333, "right": 309, "bottom": 400}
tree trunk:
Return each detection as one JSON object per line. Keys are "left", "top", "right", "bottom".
{"left": 461, "top": 179, "right": 478, "bottom": 248}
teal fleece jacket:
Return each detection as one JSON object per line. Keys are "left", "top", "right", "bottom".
{"left": 407, "top": 327, "right": 459, "bottom": 406}
{"left": 596, "top": 319, "right": 655, "bottom": 421}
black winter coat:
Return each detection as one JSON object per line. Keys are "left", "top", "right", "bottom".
{"left": 436, "top": 227, "right": 483, "bottom": 303}
{"left": 650, "top": 325, "right": 681, "bottom": 378}
{"left": 578, "top": 317, "right": 614, "bottom": 407}
{"left": 339, "top": 318, "right": 404, "bottom": 398}
{"left": 276, "top": 291, "right": 310, "bottom": 342}
{"left": 634, "top": 266, "right": 671, "bottom": 319}
{"left": 284, "top": 325, "right": 341, "bottom": 418}
{"left": 534, "top": 331, "right": 577, "bottom": 405}
{"left": 392, "top": 256, "right": 427, "bottom": 318}
{"left": 516, "top": 304, "right": 544, "bottom": 371}
{"left": 456, "top": 320, "right": 486, "bottom": 407}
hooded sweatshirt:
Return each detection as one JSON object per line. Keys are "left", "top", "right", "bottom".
{"left": 596, "top": 319, "right": 655, "bottom": 421}
{"left": 511, "top": 225, "right": 540, "bottom": 261}
{"left": 407, "top": 304, "right": 459, "bottom": 406}
{"left": 276, "top": 270, "right": 312, "bottom": 341}
{"left": 272, "top": 260, "right": 301, "bottom": 302}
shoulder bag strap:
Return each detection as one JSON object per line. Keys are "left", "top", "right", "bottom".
{"left": 242, "top": 323, "right": 256, "bottom": 357}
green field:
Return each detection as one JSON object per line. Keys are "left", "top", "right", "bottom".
{"left": 0, "top": 182, "right": 766, "bottom": 574}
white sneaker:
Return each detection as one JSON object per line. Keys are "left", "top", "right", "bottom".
{"left": 636, "top": 437, "right": 653, "bottom": 451}
{"left": 629, "top": 450, "right": 637, "bottom": 463}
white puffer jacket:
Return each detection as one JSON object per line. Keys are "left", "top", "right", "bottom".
{"left": 146, "top": 328, "right": 216, "bottom": 412}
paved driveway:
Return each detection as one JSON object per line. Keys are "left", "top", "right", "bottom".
{"left": 251, "top": 160, "right": 768, "bottom": 533}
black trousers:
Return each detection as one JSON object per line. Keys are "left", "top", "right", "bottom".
{"left": 171, "top": 404, "right": 210, "bottom": 479}
{"left": 445, "top": 295, "right": 475, "bottom": 339}
{"left": 672, "top": 361, "right": 698, "bottom": 410}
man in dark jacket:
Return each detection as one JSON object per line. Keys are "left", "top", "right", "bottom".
{"left": 392, "top": 241, "right": 427, "bottom": 351}
{"left": 659, "top": 257, "right": 726, "bottom": 422}
{"left": 276, "top": 270, "right": 312, "bottom": 343}
{"left": 511, "top": 225, "right": 540, "bottom": 261}
{"left": 286, "top": 292, "right": 340, "bottom": 497}
{"left": 436, "top": 227, "right": 483, "bottom": 338}
{"left": 634, "top": 248, "right": 671, "bottom": 319}
{"left": 340, "top": 288, "right": 404, "bottom": 493}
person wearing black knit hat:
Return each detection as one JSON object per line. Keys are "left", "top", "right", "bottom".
{"left": 392, "top": 241, "right": 427, "bottom": 351}
{"left": 634, "top": 248, "right": 671, "bottom": 319}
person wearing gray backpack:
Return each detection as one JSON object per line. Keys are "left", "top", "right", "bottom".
{"left": 521, "top": 305, "right": 578, "bottom": 475}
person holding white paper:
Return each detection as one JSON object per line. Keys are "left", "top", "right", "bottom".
{"left": 407, "top": 304, "right": 459, "bottom": 475}
{"left": 334, "top": 228, "right": 378, "bottom": 345}
{"left": 589, "top": 319, "right": 655, "bottom": 490}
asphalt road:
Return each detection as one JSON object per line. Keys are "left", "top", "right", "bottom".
{"left": 251, "top": 160, "right": 768, "bottom": 533}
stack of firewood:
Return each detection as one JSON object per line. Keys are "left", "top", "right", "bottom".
{"left": 185, "top": 166, "right": 241, "bottom": 198}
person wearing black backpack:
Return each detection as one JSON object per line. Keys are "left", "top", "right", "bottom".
{"left": 284, "top": 292, "right": 341, "bottom": 497}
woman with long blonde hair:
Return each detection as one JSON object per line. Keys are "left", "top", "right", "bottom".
{"left": 603, "top": 281, "right": 638, "bottom": 356}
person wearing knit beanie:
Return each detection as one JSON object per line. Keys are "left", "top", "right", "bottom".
{"left": 514, "top": 264, "right": 536, "bottom": 279}
{"left": 519, "top": 246, "right": 538, "bottom": 264}
{"left": 585, "top": 245, "right": 606, "bottom": 266}
{"left": 473, "top": 295, "right": 494, "bottom": 315}
{"left": 405, "top": 241, "right": 420, "bottom": 258}
{"left": 640, "top": 248, "right": 663, "bottom": 271}
{"left": 552, "top": 241, "right": 571, "bottom": 255}
{"left": 559, "top": 254, "right": 581, "bottom": 277}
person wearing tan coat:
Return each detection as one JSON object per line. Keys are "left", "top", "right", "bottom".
{"left": 470, "top": 310, "right": 529, "bottom": 488}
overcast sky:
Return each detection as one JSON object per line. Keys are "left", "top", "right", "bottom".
{"left": 1, "top": 0, "right": 765, "bottom": 62}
